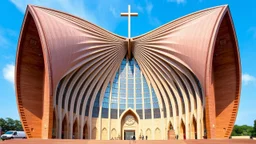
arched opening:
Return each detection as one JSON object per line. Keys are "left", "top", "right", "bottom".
{"left": 155, "top": 128, "right": 161, "bottom": 140}
{"left": 169, "top": 121, "right": 174, "bottom": 130}
{"left": 92, "top": 127, "right": 97, "bottom": 139}
{"left": 111, "top": 128, "right": 117, "bottom": 140}
{"left": 146, "top": 128, "right": 151, "bottom": 140}
{"left": 52, "top": 109, "right": 57, "bottom": 138}
{"left": 180, "top": 120, "right": 186, "bottom": 140}
{"left": 61, "top": 116, "right": 68, "bottom": 139}
{"left": 102, "top": 128, "right": 108, "bottom": 140}
{"left": 168, "top": 121, "right": 175, "bottom": 140}
{"left": 83, "top": 123, "right": 88, "bottom": 139}
{"left": 120, "top": 109, "right": 139, "bottom": 140}
{"left": 73, "top": 119, "right": 78, "bottom": 139}
{"left": 191, "top": 117, "right": 197, "bottom": 139}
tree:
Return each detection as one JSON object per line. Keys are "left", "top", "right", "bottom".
{"left": 14, "top": 120, "right": 23, "bottom": 131}
{"left": 0, "top": 118, "right": 8, "bottom": 133}
{"left": 0, "top": 118, "right": 23, "bottom": 133}
{"left": 231, "top": 125, "right": 238, "bottom": 136}
{"left": 231, "top": 124, "right": 253, "bottom": 136}
{"left": 252, "top": 120, "right": 256, "bottom": 137}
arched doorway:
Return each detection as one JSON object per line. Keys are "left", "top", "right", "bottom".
{"left": 120, "top": 109, "right": 139, "bottom": 140}
{"left": 146, "top": 128, "right": 151, "bottom": 140}
{"left": 92, "top": 127, "right": 97, "bottom": 139}
{"left": 155, "top": 128, "right": 161, "bottom": 140}
{"left": 61, "top": 116, "right": 68, "bottom": 139}
{"left": 102, "top": 128, "right": 108, "bottom": 140}
{"left": 167, "top": 121, "right": 175, "bottom": 140}
{"left": 180, "top": 120, "right": 186, "bottom": 140}
{"left": 83, "top": 123, "right": 88, "bottom": 139}
{"left": 73, "top": 119, "right": 78, "bottom": 139}
{"left": 111, "top": 128, "right": 117, "bottom": 139}
{"left": 191, "top": 117, "right": 197, "bottom": 139}
{"left": 52, "top": 109, "right": 57, "bottom": 138}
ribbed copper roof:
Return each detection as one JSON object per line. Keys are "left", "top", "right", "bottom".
{"left": 15, "top": 4, "right": 241, "bottom": 139}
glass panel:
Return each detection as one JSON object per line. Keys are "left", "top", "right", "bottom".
{"left": 136, "top": 104, "right": 142, "bottom": 109}
{"left": 154, "top": 108, "right": 161, "bottom": 118}
{"left": 136, "top": 89, "right": 141, "bottom": 94}
{"left": 120, "top": 98, "right": 126, "bottom": 104}
{"left": 136, "top": 99, "right": 142, "bottom": 103}
{"left": 120, "top": 89, "right": 126, "bottom": 93}
{"left": 135, "top": 78, "right": 141, "bottom": 83}
{"left": 145, "top": 109, "right": 152, "bottom": 119}
{"left": 119, "top": 109, "right": 125, "bottom": 117}
{"left": 128, "top": 99, "right": 134, "bottom": 104}
{"left": 127, "top": 84, "right": 134, "bottom": 89}
{"left": 128, "top": 104, "right": 134, "bottom": 109}
{"left": 111, "top": 109, "right": 117, "bottom": 119}
{"left": 102, "top": 108, "right": 108, "bottom": 118}
{"left": 111, "top": 103, "right": 117, "bottom": 109}
{"left": 98, "top": 58, "right": 164, "bottom": 120}
{"left": 153, "top": 102, "right": 159, "bottom": 108}
{"left": 136, "top": 109, "right": 143, "bottom": 119}
{"left": 144, "top": 103, "right": 151, "bottom": 109}
{"left": 120, "top": 104, "right": 126, "bottom": 109}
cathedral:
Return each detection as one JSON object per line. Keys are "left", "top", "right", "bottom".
{"left": 15, "top": 4, "right": 241, "bottom": 140}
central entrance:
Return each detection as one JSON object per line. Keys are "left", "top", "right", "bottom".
{"left": 120, "top": 109, "right": 139, "bottom": 140}
{"left": 124, "top": 130, "right": 135, "bottom": 140}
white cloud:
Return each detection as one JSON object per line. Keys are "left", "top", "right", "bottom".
{"left": 242, "top": 73, "right": 256, "bottom": 85}
{"left": 109, "top": 6, "right": 118, "bottom": 18}
{"left": 3, "top": 64, "right": 15, "bottom": 84}
{"left": 149, "top": 17, "right": 161, "bottom": 27}
{"left": 0, "top": 27, "right": 16, "bottom": 48}
{"left": 134, "top": 1, "right": 161, "bottom": 27}
{"left": 9, "top": 0, "right": 94, "bottom": 21}
{"left": 136, "top": 5, "right": 144, "bottom": 13}
{"left": 167, "top": 0, "right": 186, "bottom": 4}
{"left": 9, "top": 0, "right": 153, "bottom": 33}
{"left": 145, "top": 1, "right": 153, "bottom": 14}
{"left": 10, "top": 0, "right": 129, "bottom": 31}
{"left": 0, "top": 33, "right": 9, "bottom": 47}
{"left": 9, "top": 0, "right": 162, "bottom": 36}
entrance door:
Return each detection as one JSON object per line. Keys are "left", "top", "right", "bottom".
{"left": 124, "top": 130, "right": 135, "bottom": 140}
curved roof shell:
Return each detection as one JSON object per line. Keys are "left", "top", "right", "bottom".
{"left": 15, "top": 5, "right": 241, "bottom": 139}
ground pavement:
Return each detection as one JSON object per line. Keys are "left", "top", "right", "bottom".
{"left": 1, "top": 139, "right": 256, "bottom": 144}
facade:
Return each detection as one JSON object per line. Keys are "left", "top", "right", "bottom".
{"left": 15, "top": 5, "right": 241, "bottom": 140}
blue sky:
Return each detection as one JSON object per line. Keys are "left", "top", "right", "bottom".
{"left": 0, "top": 0, "right": 255, "bottom": 126}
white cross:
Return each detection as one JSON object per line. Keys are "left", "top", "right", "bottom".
{"left": 121, "top": 5, "right": 138, "bottom": 38}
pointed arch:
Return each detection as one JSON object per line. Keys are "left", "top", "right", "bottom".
{"left": 83, "top": 123, "right": 88, "bottom": 139}
{"left": 169, "top": 121, "right": 174, "bottom": 130}
{"left": 61, "top": 115, "right": 68, "bottom": 139}
{"left": 146, "top": 128, "right": 151, "bottom": 140}
{"left": 120, "top": 108, "right": 139, "bottom": 140}
{"left": 155, "top": 128, "right": 161, "bottom": 140}
{"left": 119, "top": 108, "right": 140, "bottom": 124}
{"left": 180, "top": 119, "right": 186, "bottom": 140}
{"left": 102, "top": 128, "right": 108, "bottom": 140}
{"left": 73, "top": 118, "right": 78, "bottom": 139}
{"left": 92, "top": 127, "right": 97, "bottom": 139}
{"left": 167, "top": 121, "right": 174, "bottom": 140}
{"left": 190, "top": 116, "right": 197, "bottom": 139}
{"left": 111, "top": 128, "right": 117, "bottom": 139}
